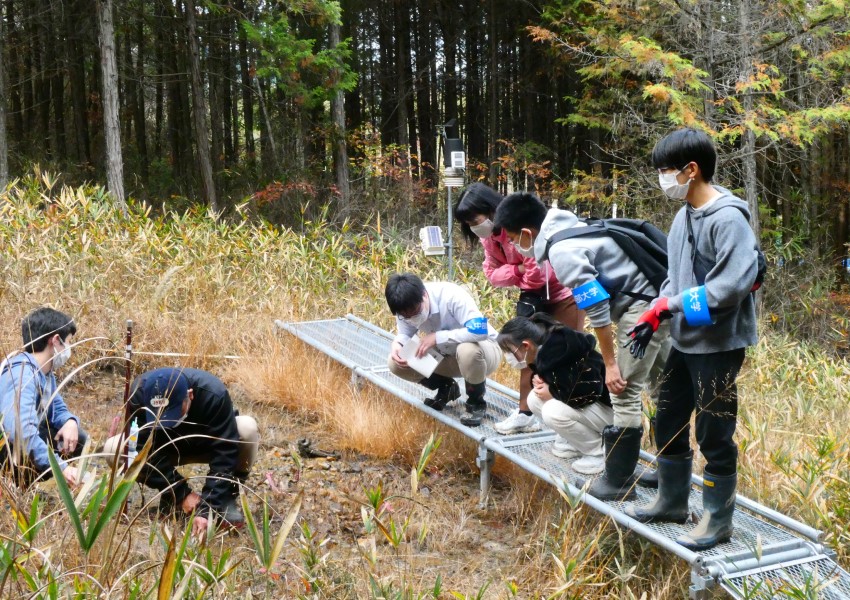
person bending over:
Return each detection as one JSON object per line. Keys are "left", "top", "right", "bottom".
{"left": 455, "top": 182, "right": 584, "bottom": 437}
{"left": 105, "top": 367, "right": 259, "bottom": 536}
{"left": 385, "top": 273, "right": 501, "bottom": 427}
{"left": 494, "top": 193, "right": 670, "bottom": 500}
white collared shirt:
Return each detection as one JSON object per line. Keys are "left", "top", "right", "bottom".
{"left": 393, "top": 282, "right": 498, "bottom": 353}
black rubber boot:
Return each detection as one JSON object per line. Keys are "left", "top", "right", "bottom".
{"left": 460, "top": 381, "right": 487, "bottom": 427}
{"left": 420, "top": 374, "right": 461, "bottom": 411}
{"left": 634, "top": 462, "right": 658, "bottom": 489}
{"left": 677, "top": 471, "right": 736, "bottom": 551}
{"left": 218, "top": 499, "right": 246, "bottom": 529}
{"left": 584, "top": 426, "right": 642, "bottom": 501}
{"left": 625, "top": 452, "right": 693, "bottom": 523}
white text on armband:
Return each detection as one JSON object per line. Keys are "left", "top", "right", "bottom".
{"left": 572, "top": 280, "right": 611, "bottom": 310}
{"left": 465, "top": 317, "right": 488, "bottom": 334}
{"left": 682, "top": 286, "right": 712, "bottom": 326}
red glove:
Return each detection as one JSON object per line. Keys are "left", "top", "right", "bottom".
{"left": 634, "top": 297, "right": 672, "bottom": 333}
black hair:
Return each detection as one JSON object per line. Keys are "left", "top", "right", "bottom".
{"left": 651, "top": 128, "right": 717, "bottom": 183}
{"left": 22, "top": 307, "right": 77, "bottom": 353}
{"left": 454, "top": 183, "right": 503, "bottom": 244}
{"left": 493, "top": 192, "right": 548, "bottom": 233}
{"left": 385, "top": 273, "right": 426, "bottom": 315}
{"left": 497, "top": 313, "right": 562, "bottom": 351}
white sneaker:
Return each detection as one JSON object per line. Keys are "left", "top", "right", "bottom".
{"left": 571, "top": 454, "right": 605, "bottom": 475}
{"left": 551, "top": 436, "right": 583, "bottom": 459}
{"left": 494, "top": 409, "right": 541, "bottom": 434}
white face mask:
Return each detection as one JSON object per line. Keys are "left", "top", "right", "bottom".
{"left": 53, "top": 338, "right": 72, "bottom": 369}
{"left": 658, "top": 170, "right": 691, "bottom": 200}
{"left": 401, "top": 296, "right": 429, "bottom": 328}
{"left": 469, "top": 219, "right": 495, "bottom": 239}
{"left": 513, "top": 230, "right": 536, "bottom": 258}
{"left": 504, "top": 347, "right": 528, "bottom": 370}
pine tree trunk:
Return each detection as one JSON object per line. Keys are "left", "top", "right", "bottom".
{"left": 738, "top": 0, "right": 760, "bottom": 240}
{"left": 96, "top": 0, "right": 127, "bottom": 214}
{"left": 330, "top": 22, "right": 350, "bottom": 204}
{"left": 133, "top": 2, "right": 148, "bottom": 181}
{"left": 415, "top": 0, "right": 436, "bottom": 186}
{"left": 65, "top": 0, "right": 91, "bottom": 164}
{"left": 0, "top": 8, "right": 8, "bottom": 189}
{"left": 238, "top": 0, "right": 254, "bottom": 160}
{"left": 184, "top": 0, "right": 217, "bottom": 212}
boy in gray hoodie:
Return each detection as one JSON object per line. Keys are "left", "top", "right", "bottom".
{"left": 494, "top": 193, "right": 671, "bottom": 501}
{"left": 625, "top": 128, "right": 759, "bottom": 551}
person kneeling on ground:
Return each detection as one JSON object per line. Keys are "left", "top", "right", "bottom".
{"left": 498, "top": 314, "right": 613, "bottom": 474}
{"left": 0, "top": 307, "right": 88, "bottom": 487}
{"left": 385, "top": 273, "right": 501, "bottom": 427}
{"left": 105, "top": 367, "right": 259, "bottom": 536}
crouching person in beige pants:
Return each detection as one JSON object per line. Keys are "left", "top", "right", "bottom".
{"left": 385, "top": 273, "right": 502, "bottom": 427}
{"left": 104, "top": 368, "right": 259, "bottom": 536}
{"left": 497, "top": 314, "right": 614, "bottom": 474}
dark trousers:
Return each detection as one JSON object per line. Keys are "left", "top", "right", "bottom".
{"left": 654, "top": 347, "right": 745, "bottom": 476}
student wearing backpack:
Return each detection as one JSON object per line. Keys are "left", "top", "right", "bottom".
{"left": 494, "top": 193, "right": 671, "bottom": 501}
{"left": 625, "top": 128, "right": 760, "bottom": 550}
{"left": 454, "top": 183, "right": 583, "bottom": 438}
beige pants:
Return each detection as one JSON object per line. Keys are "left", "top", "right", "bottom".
{"left": 388, "top": 339, "right": 502, "bottom": 385}
{"left": 527, "top": 391, "right": 613, "bottom": 456}
{"left": 103, "top": 415, "right": 260, "bottom": 474}
{"left": 613, "top": 302, "right": 672, "bottom": 428}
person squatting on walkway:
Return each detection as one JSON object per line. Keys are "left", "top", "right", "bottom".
{"left": 385, "top": 273, "right": 501, "bottom": 427}
{"left": 498, "top": 314, "right": 613, "bottom": 474}
{"left": 104, "top": 367, "right": 260, "bottom": 536}
{"left": 454, "top": 183, "right": 584, "bottom": 436}
{"left": 625, "top": 128, "right": 760, "bottom": 551}
{"left": 0, "top": 307, "right": 88, "bottom": 487}
{"left": 494, "top": 193, "right": 671, "bottom": 501}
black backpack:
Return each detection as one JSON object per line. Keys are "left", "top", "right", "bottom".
{"left": 541, "top": 218, "right": 668, "bottom": 303}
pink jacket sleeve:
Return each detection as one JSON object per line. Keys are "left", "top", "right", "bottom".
{"left": 480, "top": 234, "right": 547, "bottom": 290}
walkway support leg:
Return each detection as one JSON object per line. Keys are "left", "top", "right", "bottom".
{"left": 689, "top": 567, "right": 714, "bottom": 599}
{"left": 477, "top": 445, "right": 495, "bottom": 509}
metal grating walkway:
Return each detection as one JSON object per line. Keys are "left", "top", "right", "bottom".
{"left": 275, "top": 315, "right": 850, "bottom": 599}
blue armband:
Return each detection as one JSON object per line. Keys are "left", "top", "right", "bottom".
{"left": 572, "top": 280, "right": 611, "bottom": 310}
{"left": 464, "top": 317, "right": 488, "bottom": 335}
{"left": 682, "top": 286, "right": 712, "bottom": 326}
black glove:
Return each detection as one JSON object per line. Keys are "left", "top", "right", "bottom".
{"left": 623, "top": 322, "right": 655, "bottom": 360}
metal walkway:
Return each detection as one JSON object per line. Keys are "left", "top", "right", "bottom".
{"left": 275, "top": 315, "right": 850, "bottom": 599}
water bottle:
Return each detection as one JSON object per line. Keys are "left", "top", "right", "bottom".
{"left": 127, "top": 421, "right": 139, "bottom": 462}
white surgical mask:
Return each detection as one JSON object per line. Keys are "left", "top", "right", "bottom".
{"left": 513, "top": 230, "right": 536, "bottom": 258}
{"left": 53, "top": 338, "right": 72, "bottom": 369}
{"left": 658, "top": 170, "right": 691, "bottom": 200}
{"left": 401, "top": 297, "right": 430, "bottom": 328}
{"left": 469, "top": 219, "right": 495, "bottom": 239}
{"left": 504, "top": 347, "right": 528, "bottom": 370}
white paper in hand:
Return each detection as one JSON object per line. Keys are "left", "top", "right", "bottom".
{"left": 399, "top": 336, "right": 443, "bottom": 378}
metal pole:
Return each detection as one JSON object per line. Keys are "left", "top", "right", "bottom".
{"left": 447, "top": 186, "right": 454, "bottom": 280}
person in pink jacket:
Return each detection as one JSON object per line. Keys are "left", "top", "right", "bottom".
{"left": 455, "top": 183, "right": 584, "bottom": 438}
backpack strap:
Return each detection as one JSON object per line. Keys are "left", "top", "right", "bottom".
{"left": 543, "top": 222, "right": 657, "bottom": 303}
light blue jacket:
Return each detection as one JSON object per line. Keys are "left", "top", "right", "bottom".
{"left": 0, "top": 353, "right": 78, "bottom": 471}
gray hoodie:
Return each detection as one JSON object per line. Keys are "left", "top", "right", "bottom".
{"left": 660, "top": 186, "right": 758, "bottom": 353}
{"left": 532, "top": 208, "right": 657, "bottom": 329}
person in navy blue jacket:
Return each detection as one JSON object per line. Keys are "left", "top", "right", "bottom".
{"left": 104, "top": 367, "right": 259, "bottom": 535}
{"left": 0, "top": 307, "right": 87, "bottom": 486}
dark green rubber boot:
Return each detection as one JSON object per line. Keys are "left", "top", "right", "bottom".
{"left": 625, "top": 451, "right": 692, "bottom": 523}
{"left": 677, "top": 471, "right": 736, "bottom": 551}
